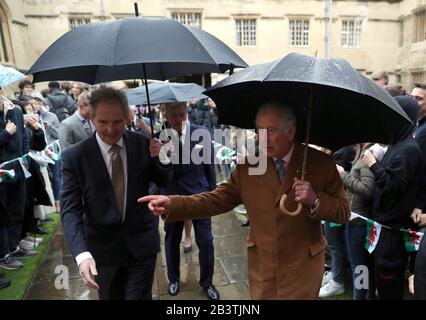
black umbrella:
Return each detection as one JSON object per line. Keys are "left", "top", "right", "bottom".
{"left": 27, "top": 17, "right": 248, "bottom": 135}
{"left": 126, "top": 82, "right": 207, "bottom": 105}
{"left": 205, "top": 53, "right": 412, "bottom": 215}
{"left": 27, "top": 17, "right": 247, "bottom": 83}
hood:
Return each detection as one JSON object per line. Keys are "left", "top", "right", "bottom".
{"left": 392, "top": 96, "right": 419, "bottom": 143}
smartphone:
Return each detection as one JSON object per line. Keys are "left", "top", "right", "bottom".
{"left": 23, "top": 114, "right": 39, "bottom": 123}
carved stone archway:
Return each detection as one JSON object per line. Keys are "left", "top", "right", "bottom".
{"left": 0, "top": 1, "right": 14, "bottom": 64}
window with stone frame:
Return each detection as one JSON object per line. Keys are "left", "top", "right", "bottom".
{"left": 341, "top": 19, "right": 362, "bottom": 48}
{"left": 412, "top": 71, "right": 425, "bottom": 83}
{"left": 415, "top": 10, "right": 426, "bottom": 42}
{"left": 171, "top": 12, "right": 202, "bottom": 29}
{"left": 69, "top": 17, "right": 91, "bottom": 30}
{"left": 289, "top": 18, "right": 310, "bottom": 47}
{"left": 0, "top": 4, "right": 12, "bottom": 63}
{"left": 236, "top": 19, "right": 256, "bottom": 47}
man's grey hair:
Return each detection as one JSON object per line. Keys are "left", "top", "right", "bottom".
{"left": 164, "top": 101, "right": 187, "bottom": 113}
{"left": 77, "top": 91, "right": 90, "bottom": 107}
{"left": 256, "top": 101, "right": 296, "bottom": 130}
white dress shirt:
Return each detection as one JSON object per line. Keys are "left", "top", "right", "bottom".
{"left": 272, "top": 144, "right": 294, "bottom": 171}
{"left": 75, "top": 133, "right": 128, "bottom": 266}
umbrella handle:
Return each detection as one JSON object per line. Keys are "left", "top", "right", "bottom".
{"left": 279, "top": 87, "right": 314, "bottom": 217}
{"left": 279, "top": 194, "right": 303, "bottom": 216}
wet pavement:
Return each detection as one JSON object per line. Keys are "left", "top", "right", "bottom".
{"left": 24, "top": 210, "right": 251, "bottom": 300}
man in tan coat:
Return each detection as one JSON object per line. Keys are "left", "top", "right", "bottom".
{"left": 139, "top": 102, "right": 350, "bottom": 299}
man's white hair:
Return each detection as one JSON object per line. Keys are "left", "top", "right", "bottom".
{"left": 256, "top": 101, "right": 296, "bottom": 130}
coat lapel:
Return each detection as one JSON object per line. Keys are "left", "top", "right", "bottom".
{"left": 86, "top": 134, "right": 111, "bottom": 186}
{"left": 123, "top": 131, "right": 136, "bottom": 213}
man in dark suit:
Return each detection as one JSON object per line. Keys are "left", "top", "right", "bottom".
{"left": 158, "top": 102, "right": 219, "bottom": 300}
{"left": 60, "top": 87, "right": 171, "bottom": 300}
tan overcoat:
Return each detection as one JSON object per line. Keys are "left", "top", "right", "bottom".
{"left": 168, "top": 143, "right": 350, "bottom": 299}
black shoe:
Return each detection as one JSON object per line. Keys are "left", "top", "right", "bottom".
{"left": 39, "top": 217, "right": 54, "bottom": 225}
{"left": 204, "top": 285, "right": 220, "bottom": 300}
{"left": 241, "top": 220, "right": 250, "bottom": 227}
{"left": 0, "top": 277, "right": 11, "bottom": 289}
{"left": 168, "top": 281, "right": 179, "bottom": 296}
{"left": 34, "top": 226, "right": 47, "bottom": 235}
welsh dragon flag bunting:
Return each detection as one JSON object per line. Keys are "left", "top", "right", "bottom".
{"left": 215, "top": 146, "right": 234, "bottom": 162}
{"left": 365, "top": 219, "right": 382, "bottom": 253}
{"left": 0, "top": 169, "right": 15, "bottom": 183}
{"left": 403, "top": 230, "right": 424, "bottom": 252}
{"left": 46, "top": 141, "right": 61, "bottom": 161}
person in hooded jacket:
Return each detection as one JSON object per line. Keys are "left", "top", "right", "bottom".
{"left": 362, "top": 95, "right": 422, "bottom": 300}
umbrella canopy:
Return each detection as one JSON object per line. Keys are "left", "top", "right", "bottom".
{"left": 0, "top": 65, "right": 25, "bottom": 87}
{"left": 126, "top": 82, "right": 207, "bottom": 105}
{"left": 205, "top": 53, "right": 412, "bottom": 151}
{"left": 27, "top": 17, "right": 248, "bottom": 84}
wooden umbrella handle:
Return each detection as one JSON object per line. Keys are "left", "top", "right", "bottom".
{"left": 279, "top": 194, "right": 303, "bottom": 216}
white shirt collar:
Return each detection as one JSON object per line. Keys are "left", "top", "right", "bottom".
{"left": 273, "top": 144, "right": 295, "bottom": 167}
{"left": 181, "top": 119, "right": 190, "bottom": 141}
{"left": 75, "top": 111, "right": 87, "bottom": 122}
{"left": 96, "top": 133, "right": 124, "bottom": 153}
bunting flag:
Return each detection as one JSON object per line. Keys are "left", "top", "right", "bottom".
{"left": 403, "top": 230, "right": 424, "bottom": 252}
{"left": 0, "top": 169, "right": 15, "bottom": 183}
{"left": 329, "top": 222, "right": 342, "bottom": 228}
{"left": 46, "top": 141, "right": 61, "bottom": 161}
{"left": 215, "top": 145, "right": 235, "bottom": 162}
{"left": 0, "top": 140, "right": 62, "bottom": 172}
{"left": 18, "top": 156, "right": 32, "bottom": 178}
{"left": 28, "top": 151, "right": 55, "bottom": 167}
{"left": 365, "top": 219, "right": 382, "bottom": 253}
{"left": 350, "top": 211, "right": 424, "bottom": 253}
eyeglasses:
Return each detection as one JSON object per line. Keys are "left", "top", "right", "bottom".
{"left": 411, "top": 95, "right": 424, "bottom": 101}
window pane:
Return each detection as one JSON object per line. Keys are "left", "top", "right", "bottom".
{"left": 341, "top": 20, "right": 361, "bottom": 48}
{"left": 289, "top": 19, "right": 309, "bottom": 47}
{"left": 236, "top": 19, "right": 256, "bottom": 46}
{"left": 172, "top": 12, "right": 201, "bottom": 28}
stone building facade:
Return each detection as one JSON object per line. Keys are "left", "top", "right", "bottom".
{"left": 0, "top": 0, "right": 424, "bottom": 89}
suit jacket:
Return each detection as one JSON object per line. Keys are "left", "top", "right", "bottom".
{"left": 58, "top": 112, "right": 91, "bottom": 151}
{"left": 60, "top": 131, "right": 172, "bottom": 265}
{"left": 158, "top": 124, "right": 216, "bottom": 196}
{"left": 167, "top": 143, "right": 350, "bottom": 299}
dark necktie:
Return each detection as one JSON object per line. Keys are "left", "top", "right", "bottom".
{"left": 82, "top": 119, "right": 92, "bottom": 136}
{"left": 274, "top": 159, "right": 285, "bottom": 183}
{"left": 111, "top": 144, "right": 124, "bottom": 220}
{"left": 178, "top": 132, "right": 183, "bottom": 164}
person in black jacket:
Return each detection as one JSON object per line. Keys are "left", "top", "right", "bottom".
{"left": 0, "top": 97, "right": 30, "bottom": 270}
{"left": 60, "top": 87, "right": 172, "bottom": 300}
{"left": 44, "top": 81, "right": 76, "bottom": 122}
{"left": 362, "top": 96, "right": 422, "bottom": 300}
{"left": 21, "top": 101, "right": 50, "bottom": 239}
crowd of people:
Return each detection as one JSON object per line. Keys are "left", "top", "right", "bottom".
{"left": 319, "top": 71, "right": 426, "bottom": 300}
{"left": 0, "top": 80, "right": 225, "bottom": 298}
{"left": 1, "top": 72, "right": 426, "bottom": 301}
